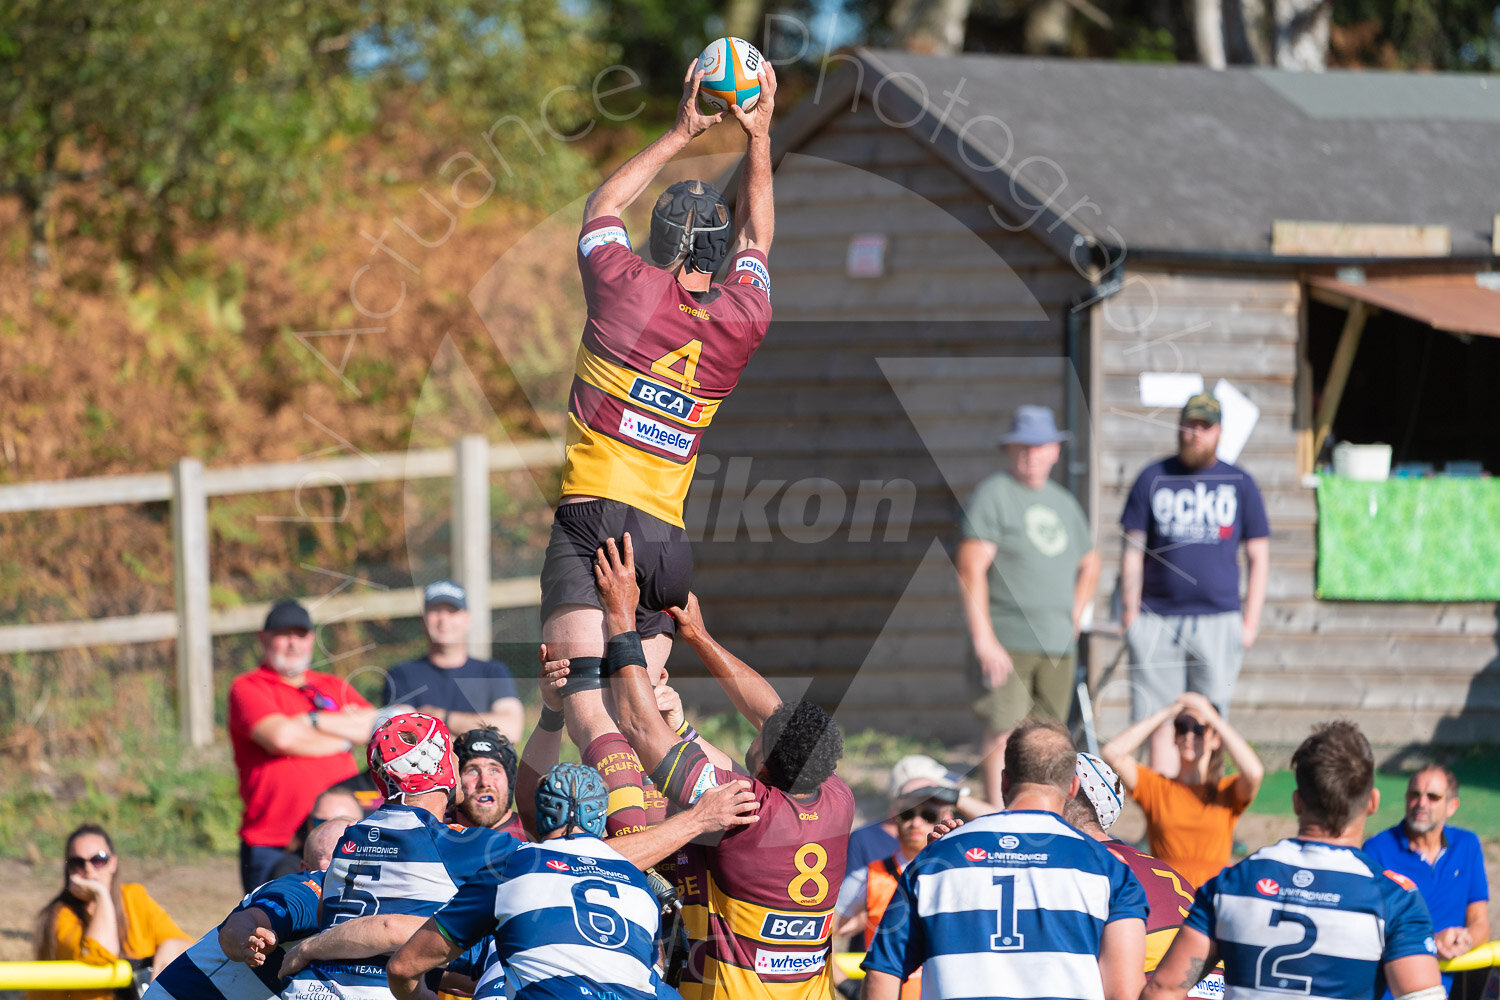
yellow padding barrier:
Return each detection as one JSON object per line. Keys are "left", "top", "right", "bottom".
{"left": 0, "top": 959, "right": 134, "bottom": 989}
{"left": 835, "top": 953, "right": 865, "bottom": 979}
{"left": 1441, "top": 940, "right": 1500, "bottom": 973}
{"left": 838, "top": 943, "right": 1499, "bottom": 979}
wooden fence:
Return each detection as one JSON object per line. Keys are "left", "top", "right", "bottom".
{"left": 0, "top": 434, "right": 560, "bottom": 746}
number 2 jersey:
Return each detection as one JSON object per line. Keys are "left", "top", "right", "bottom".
{"left": 567, "top": 215, "right": 772, "bottom": 528}
{"left": 1186, "top": 838, "right": 1436, "bottom": 1000}
{"left": 284, "top": 803, "right": 520, "bottom": 999}
{"left": 650, "top": 741, "right": 854, "bottom": 1000}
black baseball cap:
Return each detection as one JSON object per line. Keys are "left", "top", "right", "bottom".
{"left": 263, "top": 599, "right": 312, "bottom": 632}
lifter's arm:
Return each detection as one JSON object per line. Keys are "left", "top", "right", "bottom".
{"left": 584, "top": 64, "right": 722, "bottom": 224}
{"left": 669, "top": 593, "right": 781, "bottom": 729}
{"left": 596, "top": 536, "right": 682, "bottom": 775}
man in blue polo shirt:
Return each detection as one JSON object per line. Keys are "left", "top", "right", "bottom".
{"left": 1364, "top": 765, "right": 1490, "bottom": 988}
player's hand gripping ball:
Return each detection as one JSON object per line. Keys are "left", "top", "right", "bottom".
{"left": 696, "top": 36, "right": 763, "bottom": 113}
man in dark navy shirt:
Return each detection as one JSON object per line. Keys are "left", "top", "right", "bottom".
{"left": 1119, "top": 392, "right": 1269, "bottom": 774}
{"left": 383, "top": 580, "right": 522, "bottom": 741}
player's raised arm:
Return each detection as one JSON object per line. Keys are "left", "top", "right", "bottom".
{"left": 669, "top": 592, "right": 781, "bottom": 729}
{"left": 583, "top": 61, "right": 723, "bottom": 224}
{"left": 594, "top": 535, "right": 680, "bottom": 774}
{"left": 730, "top": 62, "right": 775, "bottom": 255}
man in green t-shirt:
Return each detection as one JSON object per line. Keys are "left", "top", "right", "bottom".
{"left": 957, "top": 405, "right": 1100, "bottom": 804}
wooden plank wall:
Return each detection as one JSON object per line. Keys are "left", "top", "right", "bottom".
{"left": 677, "top": 106, "right": 1093, "bottom": 739}
{"left": 1087, "top": 268, "right": 1500, "bottom": 749}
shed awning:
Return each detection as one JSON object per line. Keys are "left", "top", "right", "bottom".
{"left": 1308, "top": 274, "right": 1500, "bottom": 339}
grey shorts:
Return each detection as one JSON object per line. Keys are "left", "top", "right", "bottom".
{"left": 1126, "top": 610, "right": 1244, "bottom": 720}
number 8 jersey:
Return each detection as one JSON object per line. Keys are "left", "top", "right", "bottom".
{"left": 1186, "top": 838, "right": 1436, "bottom": 1000}
{"left": 567, "top": 215, "right": 773, "bottom": 529}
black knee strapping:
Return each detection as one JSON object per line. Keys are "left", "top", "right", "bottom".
{"left": 560, "top": 655, "right": 605, "bottom": 695}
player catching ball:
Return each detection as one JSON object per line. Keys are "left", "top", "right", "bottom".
{"left": 539, "top": 54, "right": 777, "bottom": 692}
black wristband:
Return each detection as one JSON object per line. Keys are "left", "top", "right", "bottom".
{"left": 538, "top": 705, "right": 565, "bottom": 732}
{"left": 604, "top": 631, "right": 647, "bottom": 676}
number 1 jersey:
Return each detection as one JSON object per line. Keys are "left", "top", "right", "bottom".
{"left": 567, "top": 215, "right": 772, "bottom": 528}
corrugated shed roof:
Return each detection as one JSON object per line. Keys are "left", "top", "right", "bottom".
{"left": 778, "top": 51, "right": 1500, "bottom": 260}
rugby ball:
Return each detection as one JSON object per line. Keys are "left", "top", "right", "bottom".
{"left": 697, "top": 37, "right": 762, "bottom": 113}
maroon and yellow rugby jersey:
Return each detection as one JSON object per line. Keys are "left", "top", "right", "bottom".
{"left": 1104, "top": 837, "right": 1199, "bottom": 971}
{"left": 567, "top": 215, "right": 772, "bottom": 527}
{"left": 651, "top": 741, "right": 854, "bottom": 1000}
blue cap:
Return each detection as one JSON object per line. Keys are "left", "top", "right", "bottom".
{"left": 999, "top": 405, "right": 1071, "bottom": 446}
{"left": 423, "top": 580, "right": 466, "bottom": 610}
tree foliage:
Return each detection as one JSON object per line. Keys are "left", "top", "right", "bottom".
{"left": 0, "top": 0, "right": 602, "bottom": 270}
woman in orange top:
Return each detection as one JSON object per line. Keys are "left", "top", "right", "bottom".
{"left": 31, "top": 824, "right": 192, "bottom": 1000}
{"left": 1101, "top": 691, "right": 1263, "bottom": 888}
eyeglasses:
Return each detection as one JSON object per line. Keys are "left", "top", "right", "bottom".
{"left": 897, "top": 806, "right": 945, "bottom": 824}
{"left": 302, "top": 687, "right": 338, "bottom": 712}
{"left": 66, "top": 851, "right": 111, "bottom": 872}
{"left": 1173, "top": 718, "right": 1207, "bottom": 737}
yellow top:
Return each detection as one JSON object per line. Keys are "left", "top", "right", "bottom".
{"left": 31, "top": 882, "right": 187, "bottom": 1000}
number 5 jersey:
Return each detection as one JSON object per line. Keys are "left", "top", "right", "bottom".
{"left": 284, "top": 803, "right": 520, "bottom": 999}
{"left": 568, "top": 215, "right": 772, "bottom": 529}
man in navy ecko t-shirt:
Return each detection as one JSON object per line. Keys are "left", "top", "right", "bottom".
{"left": 1120, "top": 455, "right": 1270, "bottom": 616}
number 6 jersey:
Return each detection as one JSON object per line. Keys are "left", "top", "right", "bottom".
{"left": 1185, "top": 838, "right": 1436, "bottom": 1000}
{"left": 567, "top": 214, "right": 772, "bottom": 529}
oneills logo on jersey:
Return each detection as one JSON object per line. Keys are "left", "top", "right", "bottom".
{"left": 759, "top": 912, "right": 832, "bottom": 942}
{"left": 580, "top": 225, "right": 630, "bottom": 257}
{"left": 628, "top": 376, "right": 706, "bottom": 425}
{"left": 1255, "top": 877, "right": 1281, "bottom": 896}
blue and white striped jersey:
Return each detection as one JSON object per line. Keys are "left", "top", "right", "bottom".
{"left": 283, "top": 803, "right": 521, "bottom": 1000}
{"left": 143, "top": 870, "right": 325, "bottom": 1000}
{"left": 436, "top": 836, "right": 670, "bottom": 1000}
{"left": 1185, "top": 838, "right": 1436, "bottom": 1000}
{"left": 863, "top": 810, "right": 1148, "bottom": 1000}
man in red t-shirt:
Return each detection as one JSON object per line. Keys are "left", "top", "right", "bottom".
{"left": 228, "top": 599, "right": 381, "bottom": 892}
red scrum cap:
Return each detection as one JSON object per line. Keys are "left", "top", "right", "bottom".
{"left": 367, "top": 712, "right": 457, "bottom": 801}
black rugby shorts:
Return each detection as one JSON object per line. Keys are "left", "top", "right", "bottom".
{"left": 539, "top": 499, "right": 691, "bottom": 639}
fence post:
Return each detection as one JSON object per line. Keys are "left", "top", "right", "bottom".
{"left": 171, "top": 458, "right": 214, "bottom": 747}
{"left": 453, "top": 435, "right": 492, "bottom": 659}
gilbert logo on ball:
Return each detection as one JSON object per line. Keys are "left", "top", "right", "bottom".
{"left": 697, "top": 36, "right": 762, "bottom": 113}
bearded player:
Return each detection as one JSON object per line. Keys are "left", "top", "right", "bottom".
{"left": 540, "top": 55, "right": 777, "bottom": 704}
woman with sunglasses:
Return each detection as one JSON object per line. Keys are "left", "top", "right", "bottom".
{"left": 833, "top": 780, "right": 959, "bottom": 1000}
{"left": 31, "top": 824, "right": 193, "bottom": 1000}
{"left": 1101, "top": 691, "right": 1264, "bottom": 888}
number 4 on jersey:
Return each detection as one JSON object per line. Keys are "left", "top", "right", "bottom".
{"left": 651, "top": 340, "right": 703, "bottom": 392}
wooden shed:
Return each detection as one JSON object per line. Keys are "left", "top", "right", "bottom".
{"left": 679, "top": 50, "right": 1500, "bottom": 749}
